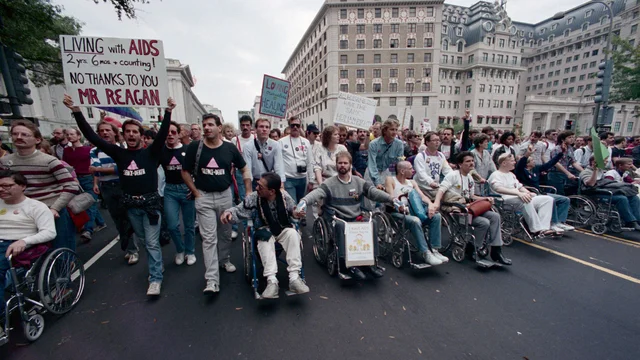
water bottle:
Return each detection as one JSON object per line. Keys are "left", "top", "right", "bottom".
{"left": 296, "top": 201, "right": 307, "bottom": 213}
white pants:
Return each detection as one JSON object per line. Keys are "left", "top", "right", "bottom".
{"left": 504, "top": 195, "right": 554, "bottom": 233}
{"left": 256, "top": 227, "right": 302, "bottom": 283}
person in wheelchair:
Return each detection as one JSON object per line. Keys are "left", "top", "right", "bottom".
{"left": 220, "top": 173, "right": 309, "bottom": 299}
{"left": 295, "top": 151, "right": 394, "bottom": 280}
{"left": 489, "top": 154, "right": 559, "bottom": 236}
{"left": 0, "top": 170, "right": 56, "bottom": 338}
{"left": 433, "top": 152, "right": 512, "bottom": 265}
{"left": 384, "top": 161, "right": 447, "bottom": 266}
{"left": 580, "top": 156, "right": 640, "bottom": 231}
{"left": 515, "top": 143, "right": 575, "bottom": 232}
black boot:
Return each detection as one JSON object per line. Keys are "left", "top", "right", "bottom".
{"left": 368, "top": 266, "right": 384, "bottom": 278}
{"left": 490, "top": 246, "right": 512, "bottom": 265}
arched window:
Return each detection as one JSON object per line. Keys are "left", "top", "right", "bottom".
{"left": 442, "top": 39, "right": 449, "bottom": 51}
{"left": 564, "top": 29, "right": 570, "bottom": 37}
{"left": 582, "top": 22, "right": 589, "bottom": 31}
{"left": 457, "top": 41, "right": 464, "bottom": 52}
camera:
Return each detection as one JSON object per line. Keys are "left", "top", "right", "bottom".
{"left": 297, "top": 165, "right": 307, "bottom": 173}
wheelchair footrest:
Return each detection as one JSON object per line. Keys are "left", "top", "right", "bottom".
{"left": 338, "top": 272, "right": 352, "bottom": 280}
{"left": 476, "top": 259, "right": 501, "bottom": 268}
{"left": 410, "top": 263, "right": 431, "bottom": 270}
{"left": 0, "top": 335, "right": 7, "bottom": 347}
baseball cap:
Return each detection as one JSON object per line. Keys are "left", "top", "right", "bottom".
{"left": 307, "top": 124, "right": 320, "bottom": 133}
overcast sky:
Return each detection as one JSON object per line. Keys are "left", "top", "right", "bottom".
{"left": 56, "top": 0, "right": 586, "bottom": 125}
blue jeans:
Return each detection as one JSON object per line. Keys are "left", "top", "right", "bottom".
{"left": 54, "top": 208, "right": 76, "bottom": 251}
{"left": 0, "top": 241, "right": 9, "bottom": 314}
{"left": 547, "top": 171, "right": 571, "bottom": 196}
{"left": 285, "top": 177, "right": 307, "bottom": 203}
{"left": 549, "top": 193, "right": 570, "bottom": 223}
{"left": 232, "top": 169, "right": 246, "bottom": 234}
{"left": 391, "top": 213, "right": 442, "bottom": 253}
{"left": 602, "top": 194, "right": 640, "bottom": 224}
{"left": 164, "top": 183, "right": 196, "bottom": 255}
{"left": 127, "top": 208, "right": 163, "bottom": 283}
{"left": 78, "top": 175, "right": 105, "bottom": 233}
{"left": 407, "top": 190, "right": 442, "bottom": 249}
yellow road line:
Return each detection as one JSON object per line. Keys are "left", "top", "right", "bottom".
{"left": 514, "top": 238, "right": 640, "bottom": 285}
{"left": 574, "top": 229, "right": 640, "bottom": 248}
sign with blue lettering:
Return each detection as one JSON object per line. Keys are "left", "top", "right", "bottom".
{"left": 259, "top": 75, "right": 290, "bottom": 118}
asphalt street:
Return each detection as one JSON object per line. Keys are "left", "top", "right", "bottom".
{"left": 2, "top": 209, "right": 640, "bottom": 360}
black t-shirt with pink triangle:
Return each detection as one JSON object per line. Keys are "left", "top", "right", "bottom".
{"left": 160, "top": 146, "right": 187, "bottom": 185}
{"left": 183, "top": 141, "right": 246, "bottom": 192}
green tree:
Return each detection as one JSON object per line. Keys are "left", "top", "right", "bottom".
{"left": 609, "top": 36, "right": 640, "bottom": 102}
{"left": 98, "top": 0, "right": 151, "bottom": 20}
{"left": 0, "top": 0, "right": 82, "bottom": 86}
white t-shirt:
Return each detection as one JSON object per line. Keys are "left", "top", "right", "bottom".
{"left": 279, "top": 135, "right": 312, "bottom": 180}
{"left": 440, "top": 144, "right": 451, "bottom": 159}
{"left": 0, "top": 197, "right": 56, "bottom": 245}
{"left": 439, "top": 170, "right": 475, "bottom": 199}
{"left": 488, "top": 171, "right": 523, "bottom": 200}
{"left": 414, "top": 150, "right": 452, "bottom": 188}
{"left": 604, "top": 169, "right": 623, "bottom": 182}
{"left": 233, "top": 135, "right": 254, "bottom": 156}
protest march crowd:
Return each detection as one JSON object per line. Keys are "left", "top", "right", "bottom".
{"left": 2, "top": 93, "right": 640, "bottom": 340}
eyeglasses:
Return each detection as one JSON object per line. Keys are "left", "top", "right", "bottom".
{"left": 12, "top": 132, "right": 33, "bottom": 138}
{"left": 169, "top": 130, "right": 178, "bottom": 135}
{"left": 290, "top": 124, "right": 301, "bottom": 128}
{"left": 0, "top": 183, "right": 17, "bottom": 190}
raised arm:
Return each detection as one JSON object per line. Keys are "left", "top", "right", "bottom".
{"left": 149, "top": 98, "right": 176, "bottom": 154}
{"left": 64, "top": 94, "right": 120, "bottom": 158}
{"left": 540, "top": 151, "right": 564, "bottom": 173}
{"left": 461, "top": 111, "right": 471, "bottom": 151}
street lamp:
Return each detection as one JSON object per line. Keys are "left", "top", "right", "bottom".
{"left": 552, "top": 0, "right": 614, "bottom": 131}
{"left": 407, "top": 79, "right": 422, "bottom": 130}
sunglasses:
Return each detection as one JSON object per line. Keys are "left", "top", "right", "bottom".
{"left": 169, "top": 130, "right": 178, "bottom": 135}
{"left": 290, "top": 124, "right": 301, "bottom": 128}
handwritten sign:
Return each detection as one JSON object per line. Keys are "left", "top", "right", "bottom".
{"left": 397, "top": 107, "right": 412, "bottom": 129}
{"left": 344, "top": 222, "right": 375, "bottom": 267}
{"left": 259, "top": 75, "right": 290, "bottom": 118}
{"left": 60, "top": 36, "right": 169, "bottom": 108}
{"left": 334, "top": 92, "right": 378, "bottom": 130}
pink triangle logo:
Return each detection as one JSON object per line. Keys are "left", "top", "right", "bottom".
{"left": 206, "top": 158, "right": 219, "bottom": 168}
{"left": 127, "top": 160, "right": 139, "bottom": 170}
{"left": 169, "top": 156, "right": 180, "bottom": 165}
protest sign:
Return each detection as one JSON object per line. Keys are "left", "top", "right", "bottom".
{"left": 259, "top": 75, "right": 290, "bottom": 118}
{"left": 591, "top": 127, "right": 609, "bottom": 169}
{"left": 397, "top": 107, "right": 412, "bottom": 129}
{"left": 60, "top": 36, "right": 169, "bottom": 108}
{"left": 344, "top": 222, "right": 375, "bottom": 267}
{"left": 334, "top": 92, "right": 378, "bottom": 130}
{"left": 420, "top": 119, "right": 431, "bottom": 134}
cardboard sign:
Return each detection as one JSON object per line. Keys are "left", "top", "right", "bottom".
{"left": 334, "top": 92, "right": 378, "bottom": 130}
{"left": 397, "top": 107, "right": 412, "bottom": 129}
{"left": 344, "top": 222, "right": 375, "bottom": 267}
{"left": 591, "top": 127, "right": 610, "bottom": 170}
{"left": 259, "top": 75, "right": 290, "bottom": 118}
{"left": 60, "top": 35, "right": 169, "bottom": 108}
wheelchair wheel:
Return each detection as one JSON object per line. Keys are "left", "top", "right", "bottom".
{"left": 312, "top": 217, "right": 329, "bottom": 265}
{"left": 372, "top": 212, "right": 393, "bottom": 259}
{"left": 23, "top": 313, "right": 44, "bottom": 342}
{"left": 242, "top": 232, "right": 252, "bottom": 284}
{"left": 440, "top": 213, "right": 458, "bottom": 253}
{"left": 568, "top": 196, "right": 595, "bottom": 225}
{"left": 608, "top": 211, "right": 623, "bottom": 233}
{"left": 326, "top": 240, "right": 338, "bottom": 276}
{"left": 451, "top": 245, "right": 465, "bottom": 262}
{"left": 38, "top": 248, "right": 85, "bottom": 315}
{"left": 391, "top": 250, "right": 403, "bottom": 269}
{"left": 591, "top": 222, "right": 606, "bottom": 235}
{"left": 477, "top": 245, "right": 489, "bottom": 258}
{"left": 502, "top": 232, "right": 513, "bottom": 246}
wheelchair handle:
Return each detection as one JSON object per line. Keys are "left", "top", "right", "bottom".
{"left": 6, "top": 254, "right": 11, "bottom": 261}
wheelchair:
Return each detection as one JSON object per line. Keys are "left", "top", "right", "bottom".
{"left": 312, "top": 211, "right": 384, "bottom": 280}
{"left": 439, "top": 202, "right": 501, "bottom": 268}
{"left": 567, "top": 181, "right": 622, "bottom": 235}
{"left": 1, "top": 245, "right": 85, "bottom": 346}
{"left": 241, "top": 219, "right": 306, "bottom": 300}
{"left": 372, "top": 196, "right": 432, "bottom": 270}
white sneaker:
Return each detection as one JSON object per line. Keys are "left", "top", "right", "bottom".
{"left": 261, "top": 281, "right": 279, "bottom": 299}
{"left": 186, "top": 254, "right": 196, "bottom": 266}
{"left": 124, "top": 253, "right": 131, "bottom": 260}
{"left": 551, "top": 225, "right": 565, "bottom": 233}
{"left": 289, "top": 278, "right": 310, "bottom": 294}
{"left": 231, "top": 230, "right": 238, "bottom": 239}
{"left": 203, "top": 281, "right": 219, "bottom": 294}
{"left": 128, "top": 253, "right": 139, "bottom": 265}
{"left": 422, "top": 251, "right": 443, "bottom": 266}
{"left": 432, "top": 249, "right": 449, "bottom": 263}
{"left": 221, "top": 261, "right": 236, "bottom": 273}
{"left": 146, "top": 282, "right": 161, "bottom": 296}
{"left": 558, "top": 223, "right": 575, "bottom": 231}
{"left": 175, "top": 252, "right": 185, "bottom": 266}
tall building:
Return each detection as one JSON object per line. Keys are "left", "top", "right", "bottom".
{"left": 283, "top": 0, "right": 640, "bottom": 135}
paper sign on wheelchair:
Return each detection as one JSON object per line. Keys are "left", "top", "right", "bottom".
{"left": 344, "top": 222, "right": 375, "bottom": 267}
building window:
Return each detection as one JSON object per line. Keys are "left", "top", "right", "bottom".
{"left": 426, "top": 23, "right": 434, "bottom": 33}
{"left": 340, "top": 40, "right": 348, "bottom": 49}
{"left": 440, "top": 85, "right": 446, "bottom": 94}
{"left": 439, "top": 100, "right": 446, "bottom": 109}
{"left": 405, "top": 83, "right": 414, "bottom": 92}
{"left": 405, "top": 53, "right": 414, "bottom": 63}
{"left": 409, "top": 7, "right": 416, "bottom": 17}
{"left": 582, "top": 22, "right": 589, "bottom": 31}
{"left": 87, "top": 107, "right": 94, "bottom": 118}
{"left": 392, "top": 7, "right": 399, "bottom": 18}
{"left": 420, "top": 96, "right": 429, "bottom": 106}
{"left": 356, "top": 69, "right": 365, "bottom": 78}
{"left": 356, "top": 83, "right": 365, "bottom": 92}
{"left": 340, "top": 84, "right": 348, "bottom": 92}
{"left": 422, "top": 82, "right": 431, "bottom": 91}
{"left": 406, "top": 97, "right": 413, "bottom": 106}
{"left": 390, "top": 39, "right": 399, "bottom": 48}
{"left": 357, "top": 54, "right": 364, "bottom": 64}
{"left": 442, "top": 40, "right": 449, "bottom": 51}
{"left": 340, "top": 9, "right": 347, "bottom": 19}
{"left": 373, "top": 69, "right": 381, "bottom": 78}
{"left": 391, "top": 23, "right": 400, "bottom": 33}
{"left": 390, "top": 83, "right": 397, "bottom": 92}
{"left": 340, "top": 25, "right": 348, "bottom": 35}
{"left": 340, "top": 55, "right": 347, "bottom": 64}
{"left": 427, "top": 7, "right": 434, "bottom": 17}
{"left": 479, "top": 84, "right": 485, "bottom": 93}
{"left": 356, "top": 40, "right": 365, "bottom": 49}
{"left": 466, "top": 85, "right": 472, "bottom": 93}
{"left": 357, "top": 24, "right": 365, "bottom": 34}
{"left": 424, "top": 38, "right": 433, "bottom": 48}
{"left": 389, "top": 97, "right": 397, "bottom": 106}
{"left": 340, "top": 70, "right": 348, "bottom": 79}
{"left": 442, "top": 24, "right": 448, "bottom": 34}
{"left": 409, "top": 23, "right": 417, "bottom": 33}
{"left": 374, "top": 39, "right": 382, "bottom": 48}
{"left": 373, "top": 83, "right": 381, "bottom": 92}
{"left": 423, "top": 68, "right": 432, "bottom": 77}
{"left": 627, "top": 122, "right": 634, "bottom": 133}
{"left": 406, "top": 68, "right": 415, "bottom": 78}
{"left": 390, "top": 68, "right": 398, "bottom": 77}
{"left": 424, "top": 53, "right": 432, "bottom": 62}
{"left": 407, "top": 38, "right": 416, "bottom": 48}
{"left": 632, "top": 25, "right": 638, "bottom": 35}
{"left": 614, "top": 122, "right": 621, "bottom": 132}
{"left": 499, "top": 39, "right": 505, "bottom": 48}
{"left": 357, "top": 9, "right": 364, "bottom": 19}
{"left": 374, "top": 24, "right": 382, "bottom": 33}
{"left": 391, "top": 53, "right": 398, "bottom": 63}
{"left": 375, "top": 8, "right": 381, "bottom": 18}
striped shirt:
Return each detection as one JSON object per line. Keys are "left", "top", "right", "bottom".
{"left": 90, "top": 147, "right": 119, "bottom": 182}
{"left": 0, "top": 150, "right": 80, "bottom": 211}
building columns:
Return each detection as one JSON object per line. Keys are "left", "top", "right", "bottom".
{"left": 522, "top": 111, "right": 535, "bottom": 135}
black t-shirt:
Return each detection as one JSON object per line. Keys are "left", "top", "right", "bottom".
{"left": 160, "top": 146, "right": 187, "bottom": 185}
{"left": 72, "top": 110, "right": 171, "bottom": 196}
{"left": 183, "top": 141, "right": 246, "bottom": 192}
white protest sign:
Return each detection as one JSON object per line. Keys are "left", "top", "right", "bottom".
{"left": 344, "top": 222, "right": 375, "bottom": 267}
{"left": 60, "top": 35, "right": 169, "bottom": 108}
{"left": 421, "top": 119, "right": 431, "bottom": 134}
{"left": 334, "top": 92, "right": 377, "bottom": 130}
{"left": 397, "top": 107, "right": 412, "bottom": 129}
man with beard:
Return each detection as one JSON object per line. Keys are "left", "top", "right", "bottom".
{"left": 51, "top": 128, "right": 70, "bottom": 159}
{"left": 230, "top": 114, "right": 255, "bottom": 238}
{"left": 279, "top": 116, "right": 312, "bottom": 204}
{"left": 295, "top": 151, "right": 393, "bottom": 280}
{"left": 65, "top": 94, "right": 175, "bottom": 297}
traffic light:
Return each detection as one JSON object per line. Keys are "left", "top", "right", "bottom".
{"left": 564, "top": 119, "right": 574, "bottom": 130}
{"left": 594, "top": 60, "right": 613, "bottom": 104}
{"left": 3, "top": 46, "right": 33, "bottom": 105}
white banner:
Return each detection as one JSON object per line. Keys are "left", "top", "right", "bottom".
{"left": 60, "top": 35, "right": 169, "bottom": 108}
{"left": 344, "top": 222, "right": 375, "bottom": 267}
{"left": 334, "top": 92, "right": 377, "bottom": 130}
{"left": 420, "top": 119, "right": 431, "bottom": 134}
{"left": 397, "top": 107, "right": 412, "bottom": 129}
